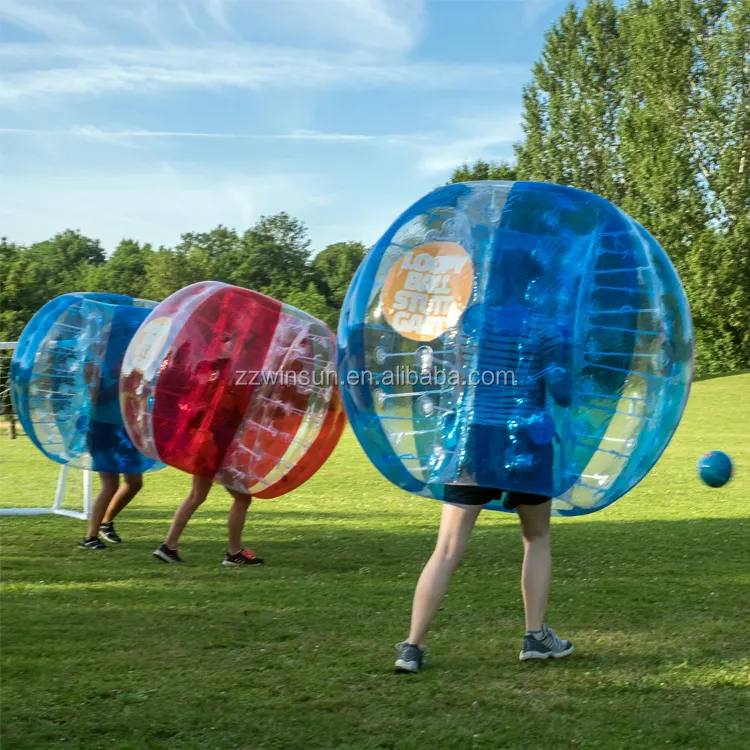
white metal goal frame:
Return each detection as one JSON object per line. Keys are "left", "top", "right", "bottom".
{"left": 0, "top": 341, "right": 92, "bottom": 520}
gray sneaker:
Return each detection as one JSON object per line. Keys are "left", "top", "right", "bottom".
{"left": 394, "top": 642, "right": 426, "bottom": 673}
{"left": 519, "top": 625, "right": 574, "bottom": 661}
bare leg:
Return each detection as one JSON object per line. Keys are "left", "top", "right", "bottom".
{"left": 86, "top": 473, "right": 119, "bottom": 539}
{"left": 164, "top": 475, "right": 213, "bottom": 550}
{"left": 102, "top": 473, "right": 143, "bottom": 523}
{"left": 225, "top": 489, "right": 252, "bottom": 555}
{"left": 517, "top": 501, "right": 552, "bottom": 632}
{"left": 407, "top": 502, "right": 482, "bottom": 647}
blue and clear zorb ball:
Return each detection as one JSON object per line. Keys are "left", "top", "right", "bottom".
{"left": 11, "top": 293, "right": 164, "bottom": 474}
{"left": 697, "top": 451, "right": 733, "bottom": 488}
{"left": 338, "top": 181, "right": 694, "bottom": 516}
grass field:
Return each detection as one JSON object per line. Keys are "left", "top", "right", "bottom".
{"left": 1, "top": 374, "right": 749, "bottom": 750}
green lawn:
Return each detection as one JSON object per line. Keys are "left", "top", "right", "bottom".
{"left": 1, "top": 374, "right": 749, "bottom": 750}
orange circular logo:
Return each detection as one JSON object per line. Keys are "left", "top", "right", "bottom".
{"left": 381, "top": 242, "right": 474, "bottom": 342}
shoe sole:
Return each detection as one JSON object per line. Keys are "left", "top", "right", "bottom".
{"left": 153, "top": 550, "right": 181, "bottom": 563}
{"left": 394, "top": 659, "right": 421, "bottom": 673}
{"left": 221, "top": 560, "right": 264, "bottom": 566}
{"left": 79, "top": 545, "right": 108, "bottom": 550}
{"left": 99, "top": 534, "right": 121, "bottom": 544}
{"left": 519, "top": 645, "right": 574, "bottom": 661}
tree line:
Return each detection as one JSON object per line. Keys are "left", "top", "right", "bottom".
{"left": 453, "top": 0, "right": 749, "bottom": 377}
{"left": 1, "top": 0, "right": 748, "bottom": 378}
{"left": 0, "top": 216, "right": 366, "bottom": 337}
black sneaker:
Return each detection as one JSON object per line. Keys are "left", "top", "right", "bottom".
{"left": 520, "top": 625, "right": 574, "bottom": 661}
{"left": 79, "top": 536, "right": 108, "bottom": 550}
{"left": 394, "top": 642, "right": 426, "bottom": 673}
{"left": 221, "top": 549, "right": 264, "bottom": 566}
{"left": 153, "top": 543, "right": 183, "bottom": 563}
{"left": 99, "top": 521, "right": 122, "bottom": 544}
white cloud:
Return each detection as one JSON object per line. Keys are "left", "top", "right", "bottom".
{"left": 178, "top": 2, "right": 201, "bottom": 33}
{"left": 0, "top": 43, "right": 527, "bottom": 104}
{"left": 0, "top": 165, "right": 332, "bottom": 250}
{"left": 0, "top": 1, "right": 447, "bottom": 106}
{"left": 0, "top": 1, "right": 534, "bottom": 255}
{"left": 0, "top": 113, "right": 524, "bottom": 253}
{"left": 0, "top": 121, "right": 521, "bottom": 169}
{"left": 241, "top": 0, "right": 426, "bottom": 56}
{"left": 0, "top": 2, "right": 530, "bottom": 107}
{"left": 0, "top": 117, "right": 522, "bottom": 174}
{"left": 202, "top": 0, "right": 232, "bottom": 31}
{"left": 0, "top": 0, "right": 92, "bottom": 41}
{"left": 413, "top": 113, "right": 524, "bottom": 174}
{"left": 426, "top": 0, "right": 559, "bottom": 23}
{"left": 0, "top": 0, "right": 426, "bottom": 52}
{"left": 0, "top": 125, "right": 426, "bottom": 147}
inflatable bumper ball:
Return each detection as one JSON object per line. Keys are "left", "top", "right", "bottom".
{"left": 338, "top": 181, "right": 694, "bottom": 515}
{"left": 11, "top": 293, "right": 163, "bottom": 474}
{"left": 120, "top": 282, "right": 345, "bottom": 497}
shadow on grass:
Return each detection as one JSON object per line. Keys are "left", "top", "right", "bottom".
{"left": 70, "top": 508, "right": 408, "bottom": 522}
{"left": 694, "top": 367, "right": 750, "bottom": 382}
{"left": 3, "top": 515, "right": 750, "bottom": 749}
{"left": 3, "top": 516, "right": 748, "bottom": 614}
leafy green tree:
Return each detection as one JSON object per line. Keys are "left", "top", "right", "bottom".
{"left": 0, "top": 239, "right": 23, "bottom": 340}
{"left": 87, "top": 239, "right": 155, "bottom": 298}
{"left": 618, "top": 0, "right": 749, "bottom": 373}
{"left": 175, "top": 226, "right": 242, "bottom": 283}
{"left": 283, "top": 282, "right": 338, "bottom": 330}
{"left": 460, "top": 0, "right": 749, "bottom": 376}
{"left": 448, "top": 159, "right": 518, "bottom": 184}
{"left": 515, "top": 1, "right": 625, "bottom": 201}
{"left": 679, "top": 0, "right": 750, "bottom": 373}
{"left": 0, "top": 238, "right": 20, "bottom": 284}
{"left": 311, "top": 241, "right": 366, "bottom": 311}
{"left": 232, "top": 213, "right": 314, "bottom": 299}
{"left": 141, "top": 248, "right": 193, "bottom": 301}
{"left": 614, "top": 0, "right": 709, "bottom": 272}
{"left": 1, "top": 231, "right": 105, "bottom": 340}
{"left": 687, "top": 215, "right": 750, "bottom": 376}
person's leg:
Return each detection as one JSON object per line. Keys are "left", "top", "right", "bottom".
{"left": 516, "top": 499, "right": 573, "bottom": 660}
{"left": 221, "top": 489, "right": 264, "bottom": 565}
{"left": 407, "top": 502, "right": 483, "bottom": 647}
{"left": 226, "top": 490, "right": 251, "bottom": 555}
{"left": 81, "top": 473, "right": 119, "bottom": 546}
{"left": 163, "top": 476, "right": 212, "bottom": 550}
{"left": 517, "top": 500, "right": 552, "bottom": 632}
{"left": 102, "top": 473, "right": 143, "bottom": 524}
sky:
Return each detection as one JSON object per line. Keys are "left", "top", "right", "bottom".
{"left": 0, "top": 0, "right": 583, "bottom": 255}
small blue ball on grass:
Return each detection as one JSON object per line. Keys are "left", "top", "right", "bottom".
{"left": 697, "top": 451, "right": 733, "bottom": 488}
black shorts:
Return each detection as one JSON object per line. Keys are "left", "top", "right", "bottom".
{"left": 443, "top": 485, "right": 550, "bottom": 511}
